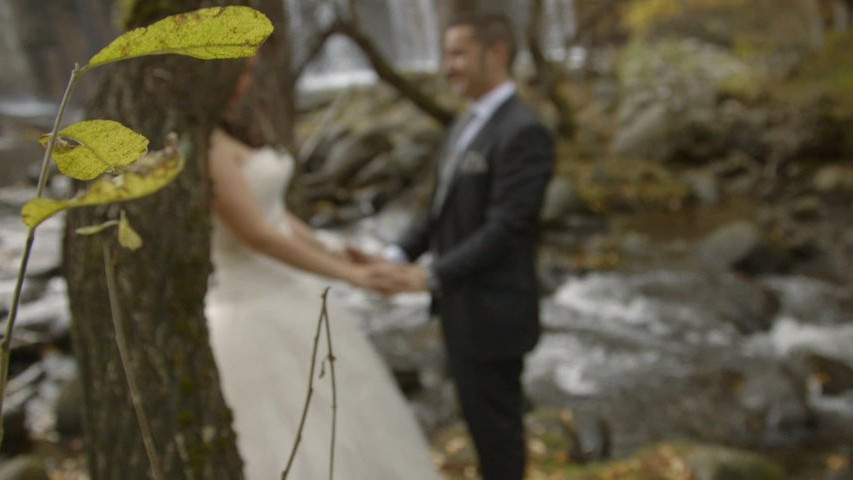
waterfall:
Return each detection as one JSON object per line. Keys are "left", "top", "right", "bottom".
{"left": 293, "top": 0, "right": 441, "bottom": 92}
{"left": 0, "top": 2, "right": 35, "bottom": 97}
{"left": 388, "top": 0, "right": 439, "bottom": 71}
{"left": 542, "top": 0, "right": 577, "bottom": 59}
{"left": 289, "top": 0, "right": 582, "bottom": 91}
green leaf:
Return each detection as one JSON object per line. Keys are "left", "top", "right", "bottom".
{"left": 76, "top": 220, "right": 119, "bottom": 236}
{"left": 85, "top": 6, "right": 274, "bottom": 70}
{"left": 40, "top": 120, "right": 149, "bottom": 181}
{"left": 22, "top": 137, "right": 185, "bottom": 228}
{"left": 118, "top": 211, "right": 143, "bottom": 251}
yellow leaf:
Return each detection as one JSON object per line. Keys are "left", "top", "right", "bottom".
{"left": 118, "top": 210, "right": 143, "bottom": 251}
{"left": 40, "top": 120, "right": 149, "bottom": 181}
{"left": 76, "top": 220, "right": 119, "bottom": 236}
{"left": 85, "top": 6, "right": 274, "bottom": 70}
{"left": 22, "top": 136, "right": 184, "bottom": 228}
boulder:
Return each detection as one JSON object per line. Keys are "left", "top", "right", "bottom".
{"left": 54, "top": 375, "right": 83, "bottom": 437}
{"left": 685, "top": 445, "right": 785, "bottom": 480}
{"left": 697, "top": 221, "right": 763, "bottom": 271}
{"left": 813, "top": 165, "right": 853, "bottom": 195}
{"left": 540, "top": 176, "right": 587, "bottom": 226}
{"left": 0, "top": 456, "right": 49, "bottom": 480}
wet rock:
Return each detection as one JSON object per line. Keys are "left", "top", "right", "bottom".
{"left": 698, "top": 221, "right": 762, "bottom": 271}
{"left": 804, "top": 354, "right": 853, "bottom": 396}
{"left": 351, "top": 151, "right": 398, "bottom": 188}
{"left": 813, "top": 165, "right": 853, "bottom": 195}
{"left": 1, "top": 407, "right": 30, "bottom": 455}
{"left": 55, "top": 375, "right": 83, "bottom": 437}
{"left": 300, "top": 123, "right": 350, "bottom": 174}
{"left": 698, "top": 220, "right": 794, "bottom": 275}
{"left": 684, "top": 445, "right": 785, "bottom": 480}
{"left": 410, "top": 378, "right": 458, "bottom": 436}
{"left": 8, "top": 278, "right": 70, "bottom": 341}
{"left": 305, "top": 128, "right": 394, "bottom": 189}
{"left": 611, "top": 103, "right": 671, "bottom": 160}
{"left": 0, "top": 456, "right": 49, "bottom": 480}
{"left": 684, "top": 169, "right": 719, "bottom": 204}
{"left": 0, "top": 277, "right": 49, "bottom": 317}
{"left": 789, "top": 195, "right": 824, "bottom": 221}
{"left": 541, "top": 176, "right": 586, "bottom": 227}
{"left": 613, "top": 39, "right": 756, "bottom": 164}
{"left": 715, "top": 151, "right": 760, "bottom": 181}
{"left": 392, "top": 143, "right": 435, "bottom": 181}
{"left": 760, "top": 276, "right": 853, "bottom": 325}
{"left": 0, "top": 140, "right": 41, "bottom": 188}
{"left": 735, "top": 366, "right": 815, "bottom": 448}
{"left": 565, "top": 412, "right": 611, "bottom": 464}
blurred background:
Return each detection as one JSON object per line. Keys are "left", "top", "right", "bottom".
{"left": 1, "top": 0, "right": 851, "bottom": 478}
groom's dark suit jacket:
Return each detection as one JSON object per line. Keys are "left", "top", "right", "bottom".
{"left": 399, "top": 94, "right": 554, "bottom": 360}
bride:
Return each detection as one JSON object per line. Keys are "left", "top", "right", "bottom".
{"left": 204, "top": 66, "right": 439, "bottom": 480}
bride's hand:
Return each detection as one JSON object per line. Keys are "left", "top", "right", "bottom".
{"left": 344, "top": 246, "right": 384, "bottom": 265}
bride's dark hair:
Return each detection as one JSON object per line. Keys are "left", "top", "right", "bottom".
{"left": 218, "top": 54, "right": 280, "bottom": 150}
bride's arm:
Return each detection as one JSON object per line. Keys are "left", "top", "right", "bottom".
{"left": 283, "top": 211, "right": 342, "bottom": 256}
{"left": 209, "top": 141, "right": 380, "bottom": 289}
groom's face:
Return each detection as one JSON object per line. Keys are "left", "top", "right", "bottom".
{"left": 442, "top": 25, "right": 490, "bottom": 100}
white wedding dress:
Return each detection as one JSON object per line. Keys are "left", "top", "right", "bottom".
{"left": 205, "top": 147, "right": 439, "bottom": 480}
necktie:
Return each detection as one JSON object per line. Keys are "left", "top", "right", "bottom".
{"left": 432, "top": 111, "right": 476, "bottom": 215}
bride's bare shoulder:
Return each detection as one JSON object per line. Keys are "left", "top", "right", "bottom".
{"left": 210, "top": 128, "right": 251, "bottom": 167}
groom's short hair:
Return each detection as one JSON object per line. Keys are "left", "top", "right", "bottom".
{"left": 447, "top": 13, "right": 517, "bottom": 71}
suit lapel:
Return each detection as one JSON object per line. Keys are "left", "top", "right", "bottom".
{"left": 432, "top": 95, "right": 518, "bottom": 218}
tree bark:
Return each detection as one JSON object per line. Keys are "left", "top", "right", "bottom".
{"left": 63, "top": 2, "right": 250, "bottom": 478}
{"left": 453, "top": 0, "right": 479, "bottom": 14}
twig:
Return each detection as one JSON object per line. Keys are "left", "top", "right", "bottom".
{"left": 296, "top": 89, "right": 352, "bottom": 165}
{"left": 103, "top": 244, "right": 164, "bottom": 480}
{"left": 0, "top": 65, "right": 81, "bottom": 448}
{"left": 282, "top": 288, "right": 334, "bottom": 479}
{"left": 321, "top": 291, "right": 337, "bottom": 480}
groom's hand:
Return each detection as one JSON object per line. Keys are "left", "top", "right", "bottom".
{"left": 352, "top": 262, "right": 420, "bottom": 295}
{"left": 388, "top": 264, "right": 428, "bottom": 292}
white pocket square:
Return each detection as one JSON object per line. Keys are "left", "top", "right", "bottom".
{"left": 458, "top": 151, "right": 488, "bottom": 174}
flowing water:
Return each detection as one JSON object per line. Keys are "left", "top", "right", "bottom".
{"left": 334, "top": 204, "right": 853, "bottom": 454}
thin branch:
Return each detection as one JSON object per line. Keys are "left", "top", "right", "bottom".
{"left": 103, "top": 244, "right": 164, "bottom": 480}
{"left": 282, "top": 288, "right": 333, "bottom": 479}
{"left": 297, "top": 89, "right": 352, "bottom": 165}
{"left": 321, "top": 291, "right": 337, "bottom": 480}
{"left": 0, "top": 65, "right": 81, "bottom": 448}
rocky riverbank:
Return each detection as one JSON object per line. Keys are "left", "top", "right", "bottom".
{"left": 2, "top": 4, "right": 852, "bottom": 478}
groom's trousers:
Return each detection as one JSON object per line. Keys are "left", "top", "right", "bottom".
{"left": 447, "top": 353, "right": 525, "bottom": 480}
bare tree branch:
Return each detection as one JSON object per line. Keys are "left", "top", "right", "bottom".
{"left": 331, "top": 20, "right": 454, "bottom": 125}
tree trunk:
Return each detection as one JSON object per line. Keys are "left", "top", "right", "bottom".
{"left": 453, "top": 0, "right": 479, "bottom": 14}
{"left": 63, "top": 2, "right": 250, "bottom": 479}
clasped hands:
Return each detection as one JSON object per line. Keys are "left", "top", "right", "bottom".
{"left": 344, "top": 247, "right": 428, "bottom": 295}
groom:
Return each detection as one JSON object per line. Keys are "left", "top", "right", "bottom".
{"left": 381, "top": 12, "right": 555, "bottom": 479}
